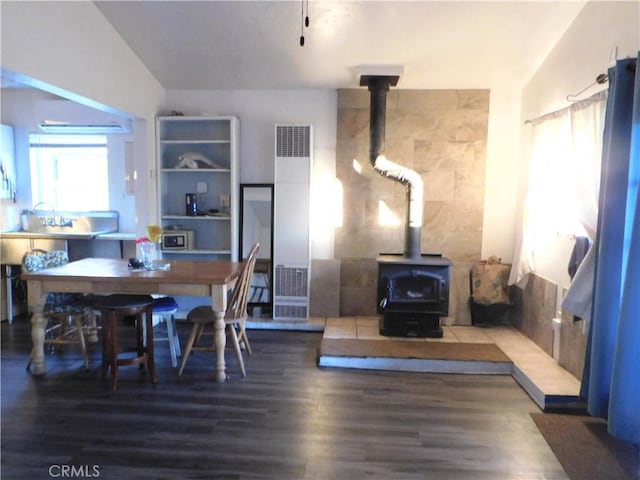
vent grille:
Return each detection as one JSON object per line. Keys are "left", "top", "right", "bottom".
{"left": 275, "top": 266, "right": 308, "bottom": 297}
{"left": 274, "top": 304, "right": 308, "bottom": 319}
{"left": 39, "top": 123, "right": 129, "bottom": 134}
{"left": 276, "top": 125, "right": 310, "bottom": 157}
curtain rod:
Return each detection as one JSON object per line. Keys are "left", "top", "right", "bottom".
{"left": 566, "top": 73, "right": 609, "bottom": 102}
{"left": 524, "top": 89, "right": 608, "bottom": 126}
{"left": 524, "top": 56, "right": 638, "bottom": 126}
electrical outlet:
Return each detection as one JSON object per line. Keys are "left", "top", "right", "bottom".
{"left": 220, "top": 194, "right": 230, "bottom": 208}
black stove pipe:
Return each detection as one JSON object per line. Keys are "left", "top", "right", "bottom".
{"left": 363, "top": 75, "right": 393, "bottom": 162}
{"left": 360, "top": 75, "right": 423, "bottom": 259}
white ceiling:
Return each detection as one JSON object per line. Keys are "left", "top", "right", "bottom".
{"left": 94, "top": 0, "right": 586, "bottom": 91}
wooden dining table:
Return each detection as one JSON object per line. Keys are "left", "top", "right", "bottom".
{"left": 21, "top": 257, "right": 243, "bottom": 382}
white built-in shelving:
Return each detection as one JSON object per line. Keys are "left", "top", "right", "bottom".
{"left": 156, "top": 115, "right": 239, "bottom": 261}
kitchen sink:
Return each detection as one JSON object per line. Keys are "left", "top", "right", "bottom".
{"left": 18, "top": 210, "right": 119, "bottom": 236}
{"left": 1, "top": 210, "right": 120, "bottom": 260}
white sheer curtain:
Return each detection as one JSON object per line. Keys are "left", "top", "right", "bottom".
{"left": 509, "top": 91, "right": 608, "bottom": 290}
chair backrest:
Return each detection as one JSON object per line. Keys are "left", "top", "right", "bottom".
{"left": 22, "top": 249, "right": 84, "bottom": 312}
{"left": 226, "top": 242, "right": 260, "bottom": 321}
{"left": 22, "top": 249, "right": 69, "bottom": 272}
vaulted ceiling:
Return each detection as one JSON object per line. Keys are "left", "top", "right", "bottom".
{"left": 94, "top": 1, "right": 586, "bottom": 91}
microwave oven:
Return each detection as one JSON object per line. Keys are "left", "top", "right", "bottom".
{"left": 162, "top": 230, "right": 195, "bottom": 250}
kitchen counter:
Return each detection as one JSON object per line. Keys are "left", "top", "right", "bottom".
{"left": 0, "top": 230, "right": 118, "bottom": 240}
{"left": 0, "top": 230, "right": 135, "bottom": 265}
{"left": 4, "top": 209, "right": 121, "bottom": 241}
{"left": 0, "top": 230, "right": 137, "bottom": 322}
{"left": 93, "top": 232, "right": 136, "bottom": 241}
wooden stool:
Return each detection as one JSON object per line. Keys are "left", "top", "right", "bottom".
{"left": 95, "top": 294, "right": 157, "bottom": 391}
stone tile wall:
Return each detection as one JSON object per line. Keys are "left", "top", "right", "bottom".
{"left": 518, "top": 273, "right": 587, "bottom": 381}
{"left": 335, "top": 89, "right": 489, "bottom": 324}
{"left": 309, "top": 259, "right": 341, "bottom": 317}
{"left": 559, "top": 307, "right": 588, "bottom": 380}
{"left": 520, "top": 274, "right": 557, "bottom": 355}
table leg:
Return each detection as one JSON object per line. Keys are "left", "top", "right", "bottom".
{"left": 145, "top": 305, "right": 158, "bottom": 383}
{"left": 5, "top": 265, "right": 14, "bottom": 323}
{"left": 27, "top": 280, "right": 47, "bottom": 375}
{"left": 214, "top": 311, "right": 226, "bottom": 382}
{"left": 211, "top": 283, "right": 228, "bottom": 383}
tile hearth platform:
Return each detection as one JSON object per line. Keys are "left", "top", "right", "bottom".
{"left": 320, "top": 317, "right": 582, "bottom": 411}
{"left": 248, "top": 316, "right": 582, "bottom": 411}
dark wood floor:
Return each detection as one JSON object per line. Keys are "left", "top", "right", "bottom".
{"left": 1, "top": 317, "right": 567, "bottom": 480}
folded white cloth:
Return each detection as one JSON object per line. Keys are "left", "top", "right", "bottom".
{"left": 562, "top": 246, "right": 595, "bottom": 322}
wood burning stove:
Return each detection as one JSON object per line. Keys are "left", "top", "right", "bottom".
{"left": 361, "top": 74, "right": 453, "bottom": 338}
{"left": 377, "top": 254, "right": 452, "bottom": 338}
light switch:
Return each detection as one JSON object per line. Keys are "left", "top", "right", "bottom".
{"left": 197, "top": 182, "right": 207, "bottom": 193}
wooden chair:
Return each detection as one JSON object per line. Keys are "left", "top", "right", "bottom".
{"left": 178, "top": 242, "right": 259, "bottom": 378}
{"left": 23, "top": 249, "right": 94, "bottom": 370}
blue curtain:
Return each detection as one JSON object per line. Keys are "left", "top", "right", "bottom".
{"left": 582, "top": 53, "right": 640, "bottom": 445}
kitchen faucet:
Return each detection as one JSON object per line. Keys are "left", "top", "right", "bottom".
{"left": 32, "top": 201, "right": 55, "bottom": 212}
{"left": 30, "top": 202, "right": 73, "bottom": 227}
{"left": 41, "top": 216, "right": 73, "bottom": 227}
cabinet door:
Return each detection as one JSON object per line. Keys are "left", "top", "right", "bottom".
{"left": 32, "top": 239, "right": 68, "bottom": 254}
{"left": 0, "top": 238, "right": 31, "bottom": 265}
{"left": 0, "top": 238, "right": 68, "bottom": 265}
{"left": 0, "top": 124, "right": 16, "bottom": 201}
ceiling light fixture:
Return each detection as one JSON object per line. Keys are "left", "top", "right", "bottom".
{"left": 300, "top": 0, "right": 310, "bottom": 46}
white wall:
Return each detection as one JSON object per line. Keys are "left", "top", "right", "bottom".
{"left": 481, "top": 87, "right": 522, "bottom": 263}
{"left": 518, "top": 0, "right": 639, "bottom": 288}
{"left": 523, "top": 2, "right": 639, "bottom": 121}
{"left": 1, "top": 1, "right": 163, "bottom": 121}
{"left": 164, "top": 89, "right": 338, "bottom": 259}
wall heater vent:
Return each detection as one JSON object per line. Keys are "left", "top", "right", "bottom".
{"left": 274, "top": 303, "right": 308, "bottom": 320}
{"left": 276, "top": 125, "right": 311, "bottom": 157}
{"left": 275, "top": 266, "right": 308, "bottom": 297}
{"left": 273, "top": 124, "right": 312, "bottom": 320}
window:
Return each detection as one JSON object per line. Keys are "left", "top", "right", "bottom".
{"left": 509, "top": 91, "right": 607, "bottom": 286}
{"left": 29, "top": 134, "right": 109, "bottom": 211}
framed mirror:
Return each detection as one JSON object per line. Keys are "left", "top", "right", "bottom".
{"left": 239, "top": 184, "right": 274, "bottom": 316}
